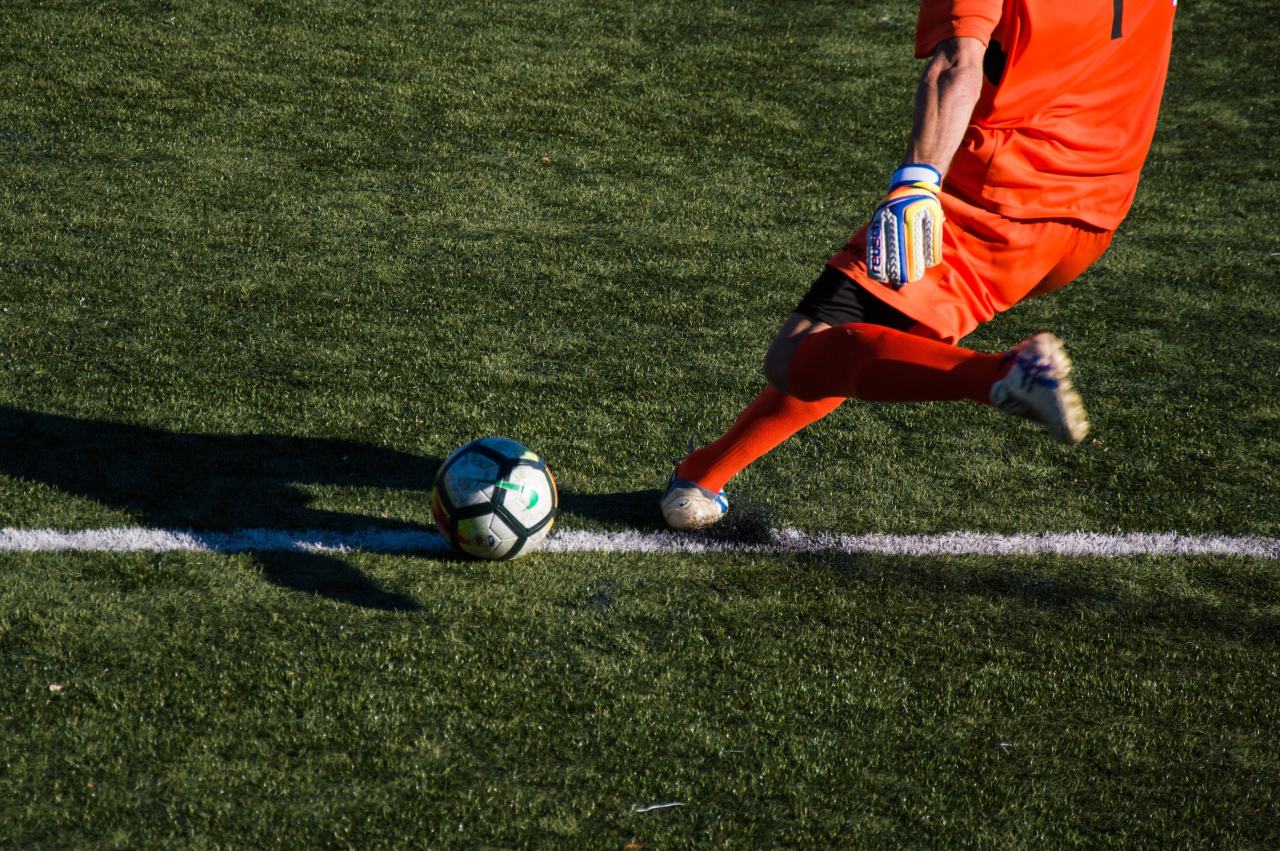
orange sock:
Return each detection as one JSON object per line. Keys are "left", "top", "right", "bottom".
{"left": 788, "top": 323, "right": 1010, "bottom": 403}
{"left": 676, "top": 325, "right": 1009, "bottom": 493}
{"left": 676, "top": 387, "right": 843, "bottom": 493}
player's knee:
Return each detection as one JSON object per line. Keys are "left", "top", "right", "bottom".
{"left": 763, "top": 340, "right": 794, "bottom": 394}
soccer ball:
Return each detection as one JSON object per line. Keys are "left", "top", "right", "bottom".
{"left": 432, "top": 437, "right": 558, "bottom": 559}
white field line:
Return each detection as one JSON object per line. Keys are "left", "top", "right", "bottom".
{"left": 0, "top": 527, "right": 1277, "bottom": 558}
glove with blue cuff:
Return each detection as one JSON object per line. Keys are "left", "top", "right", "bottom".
{"left": 865, "top": 163, "right": 944, "bottom": 288}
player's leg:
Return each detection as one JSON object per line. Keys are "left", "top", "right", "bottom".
{"left": 981, "top": 225, "right": 1115, "bottom": 442}
{"left": 778, "top": 316, "right": 1092, "bottom": 445}
{"left": 661, "top": 270, "right": 915, "bottom": 531}
{"left": 681, "top": 302, "right": 1003, "bottom": 488}
{"left": 659, "top": 363, "right": 842, "bottom": 530}
{"left": 762, "top": 312, "right": 830, "bottom": 392}
{"left": 669, "top": 313, "right": 839, "bottom": 498}
{"left": 773, "top": 218, "right": 1110, "bottom": 428}
{"left": 819, "top": 201, "right": 1116, "bottom": 443}
{"left": 779, "top": 320, "right": 1012, "bottom": 403}
{"left": 1022, "top": 226, "right": 1114, "bottom": 302}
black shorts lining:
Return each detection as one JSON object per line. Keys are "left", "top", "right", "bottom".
{"left": 793, "top": 266, "right": 917, "bottom": 331}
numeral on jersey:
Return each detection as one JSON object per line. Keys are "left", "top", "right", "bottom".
{"left": 1112, "top": 0, "right": 1124, "bottom": 38}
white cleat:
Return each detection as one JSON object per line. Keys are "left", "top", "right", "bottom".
{"left": 659, "top": 474, "right": 729, "bottom": 531}
{"left": 989, "top": 333, "right": 1090, "bottom": 444}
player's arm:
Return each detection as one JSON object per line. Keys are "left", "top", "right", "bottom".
{"left": 867, "top": 36, "right": 986, "bottom": 287}
{"left": 904, "top": 36, "right": 986, "bottom": 178}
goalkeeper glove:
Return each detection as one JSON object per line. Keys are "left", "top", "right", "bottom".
{"left": 866, "top": 163, "right": 944, "bottom": 288}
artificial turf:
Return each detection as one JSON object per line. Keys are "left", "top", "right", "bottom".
{"left": 1, "top": 0, "right": 1277, "bottom": 846}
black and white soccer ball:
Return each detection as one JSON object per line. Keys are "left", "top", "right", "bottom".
{"left": 432, "top": 437, "right": 558, "bottom": 559}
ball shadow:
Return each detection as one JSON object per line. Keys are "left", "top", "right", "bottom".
{"left": 556, "top": 487, "right": 665, "bottom": 531}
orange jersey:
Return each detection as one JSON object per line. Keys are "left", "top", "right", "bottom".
{"left": 918, "top": 0, "right": 1177, "bottom": 229}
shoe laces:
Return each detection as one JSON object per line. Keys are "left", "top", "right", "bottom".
{"left": 1015, "top": 351, "right": 1058, "bottom": 390}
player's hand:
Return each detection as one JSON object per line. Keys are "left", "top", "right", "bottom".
{"left": 866, "top": 163, "right": 944, "bottom": 288}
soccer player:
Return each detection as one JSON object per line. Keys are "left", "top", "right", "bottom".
{"left": 661, "top": 0, "right": 1178, "bottom": 530}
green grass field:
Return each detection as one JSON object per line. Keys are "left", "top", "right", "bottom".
{"left": 2, "top": 0, "right": 1278, "bottom": 846}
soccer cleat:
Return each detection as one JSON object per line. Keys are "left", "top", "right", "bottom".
{"left": 989, "top": 333, "right": 1090, "bottom": 444}
{"left": 659, "top": 473, "right": 729, "bottom": 531}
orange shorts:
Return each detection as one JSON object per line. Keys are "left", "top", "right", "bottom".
{"left": 827, "top": 190, "right": 1114, "bottom": 344}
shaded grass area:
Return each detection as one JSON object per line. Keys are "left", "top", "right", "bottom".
{"left": 2, "top": 549, "right": 1277, "bottom": 847}
{"left": 1, "top": 0, "right": 1278, "bottom": 845}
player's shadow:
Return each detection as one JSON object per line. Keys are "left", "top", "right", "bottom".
{"left": 0, "top": 406, "right": 451, "bottom": 611}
